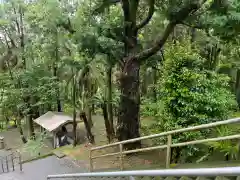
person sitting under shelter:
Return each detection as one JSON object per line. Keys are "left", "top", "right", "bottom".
{"left": 56, "top": 126, "right": 70, "bottom": 147}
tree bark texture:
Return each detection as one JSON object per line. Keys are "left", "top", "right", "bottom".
{"left": 60, "top": 0, "right": 205, "bottom": 149}
{"left": 27, "top": 113, "right": 35, "bottom": 138}
{"left": 72, "top": 74, "right": 77, "bottom": 147}
{"left": 235, "top": 69, "right": 240, "bottom": 107}
{"left": 84, "top": 77, "right": 93, "bottom": 127}
{"left": 80, "top": 112, "right": 95, "bottom": 144}
{"left": 117, "top": 59, "right": 141, "bottom": 149}
{"left": 101, "top": 101, "right": 112, "bottom": 143}
{"left": 86, "top": 106, "right": 92, "bottom": 128}
{"left": 106, "top": 65, "right": 115, "bottom": 138}
{"left": 17, "top": 115, "right": 27, "bottom": 143}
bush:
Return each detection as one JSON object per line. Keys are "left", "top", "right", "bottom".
{"left": 155, "top": 43, "right": 237, "bottom": 162}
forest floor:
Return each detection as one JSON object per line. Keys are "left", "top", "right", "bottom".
{"left": 1, "top": 114, "right": 240, "bottom": 172}
{"left": 55, "top": 115, "right": 240, "bottom": 171}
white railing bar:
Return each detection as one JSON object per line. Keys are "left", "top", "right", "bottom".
{"left": 47, "top": 167, "right": 240, "bottom": 178}
{"left": 91, "top": 117, "right": 240, "bottom": 150}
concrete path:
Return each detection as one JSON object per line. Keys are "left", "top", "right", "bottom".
{"left": 0, "top": 156, "right": 87, "bottom": 180}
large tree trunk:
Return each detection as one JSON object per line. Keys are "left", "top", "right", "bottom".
{"left": 235, "top": 69, "right": 240, "bottom": 107}
{"left": 106, "top": 65, "right": 115, "bottom": 139}
{"left": 84, "top": 77, "right": 93, "bottom": 127}
{"left": 27, "top": 113, "right": 35, "bottom": 138}
{"left": 86, "top": 106, "right": 92, "bottom": 128}
{"left": 116, "top": 2, "right": 141, "bottom": 149}
{"left": 141, "top": 67, "right": 148, "bottom": 96}
{"left": 117, "top": 60, "right": 141, "bottom": 149}
{"left": 72, "top": 74, "right": 77, "bottom": 147}
{"left": 25, "top": 97, "right": 35, "bottom": 139}
{"left": 73, "top": 108, "right": 77, "bottom": 146}
{"left": 92, "top": 104, "right": 95, "bottom": 115}
{"left": 80, "top": 112, "right": 94, "bottom": 144}
{"left": 17, "top": 115, "right": 27, "bottom": 144}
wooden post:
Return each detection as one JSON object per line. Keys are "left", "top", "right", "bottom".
{"left": 89, "top": 150, "right": 93, "bottom": 172}
{"left": 119, "top": 144, "right": 124, "bottom": 171}
{"left": 6, "top": 156, "right": 9, "bottom": 172}
{"left": 166, "top": 134, "right": 172, "bottom": 168}
{"left": 1, "top": 159, "right": 4, "bottom": 173}
{"left": 53, "top": 132, "right": 56, "bottom": 149}
{"left": 11, "top": 153, "right": 14, "bottom": 171}
{"left": 0, "top": 137, "right": 4, "bottom": 149}
{"left": 19, "top": 152, "right": 22, "bottom": 172}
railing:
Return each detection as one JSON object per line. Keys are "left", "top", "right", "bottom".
{"left": 0, "top": 150, "right": 23, "bottom": 174}
{"left": 47, "top": 167, "right": 240, "bottom": 179}
{"left": 90, "top": 117, "right": 240, "bottom": 171}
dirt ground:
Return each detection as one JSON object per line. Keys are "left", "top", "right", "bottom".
{"left": 2, "top": 114, "right": 240, "bottom": 172}
{"left": 55, "top": 115, "right": 240, "bottom": 172}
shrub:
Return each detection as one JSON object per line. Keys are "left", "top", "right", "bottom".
{"left": 157, "top": 43, "right": 237, "bottom": 162}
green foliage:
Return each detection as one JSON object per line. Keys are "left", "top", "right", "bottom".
{"left": 1, "top": 0, "right": 240, "bottom": 165}
{"left": 143, "top": 43, "right": 238, "bottom": 160}
{"left": 161, "top": 43, "right": 237, "bottom": 126}
{"left": 208, "top": 126, "right": 239, "bottom": 160}
{"left": 197, "top": 125, "right": 240, "bottom": 163}
{"left": 140, "top": 97, "right": 165, "bottom": 117}
{"left": 202, "top": 0, "right": 240, "bottom": 41}
{"left": 21, "top": 132, "right": 48, "bottom": 156}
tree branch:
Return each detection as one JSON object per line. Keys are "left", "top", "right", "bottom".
{"left": 136, "top": 0, "right": 204, "bottom": 61}
{"left": 136, "top": 0, "right": 155, "bottom": 30}
{"left": 121, "top": 0, "right": 131, "bottom": 22}
{"left": 136, "top": 21, "right": 176, "bottom": 61}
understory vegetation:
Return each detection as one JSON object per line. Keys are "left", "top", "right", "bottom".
{"left": 1, "top": 0, "right": 240, "bottom": 165}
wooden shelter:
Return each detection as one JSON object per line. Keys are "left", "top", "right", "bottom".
{"left": 34, "top": 111, "right": 80, "bottom": 148}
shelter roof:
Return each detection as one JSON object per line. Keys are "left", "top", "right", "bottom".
{"left": 34, "top": 111, "right": 76, "bottom": 132}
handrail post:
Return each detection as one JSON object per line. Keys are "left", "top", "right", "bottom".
{"left": 6, "top": 156, "right": 9, "bottom": 172}
{"left": 11, "top": 153, "right": 15, "bottom": 171}
{"left": 119, "top": 143, "right": 124, "bottom": 170}
{"left": 166, "top": 134, "right": 172, "bottom": 169}
{"left": 19, "top": 151, "right": 22, "bottom": 172}
{"left": 1, "top": 159, "right": 4, "bottom": 173}
{"left": 89, "top": 150, "right": 93, "bottom": 172}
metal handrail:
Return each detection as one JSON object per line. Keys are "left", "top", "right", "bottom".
{"left": 90, "top": 117, "right": 240, "bottom": 171}
{"left": 47, "top": 167, "right": 240, "bottom": 179}
{"left": 0, "top": 150, "right": 22, "bottom": 173}
{"left": 92, "top": 117, "right": 240, "bottom": 150}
